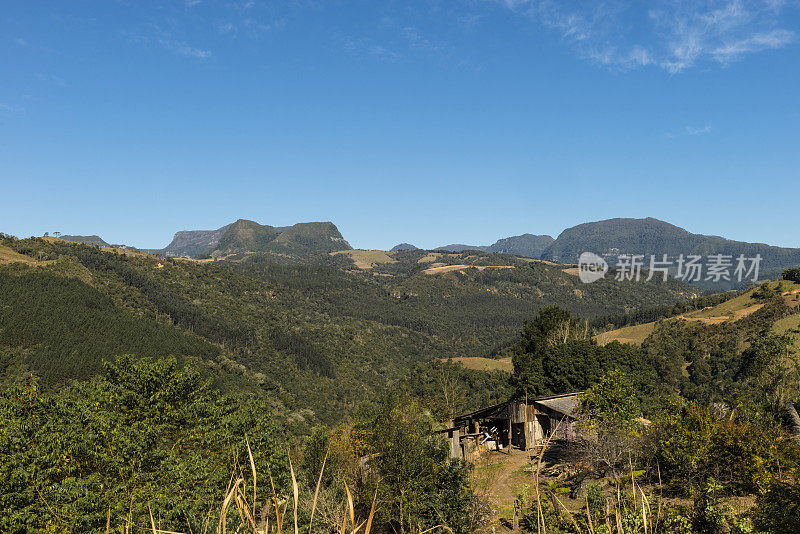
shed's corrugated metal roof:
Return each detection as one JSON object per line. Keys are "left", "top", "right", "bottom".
{"left": 535, "top": 394, "right": 580, "bottom": 417}
{"left": 452, "top": 392, "right": 583, "bottom": 422}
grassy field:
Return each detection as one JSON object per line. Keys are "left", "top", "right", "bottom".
{"left": 596, "top": 280, "right": 800, "bottom": 346}
{"left": 331, "top": 249, "right": 397, "bottom": 269}
{"left": 0, "top": 244, "right": 40, "bottom": 264}
{"left": 417, "top": 252, "right": 442, "bottom": 263}
{"left": 773, "top": 314, "right": 800, "bottom": 351}
{"left": 444, "top": 356, "right": 513, "bottom": 373}
{"left": 689, "top": 291, "right": 759, "bottom": 318}
{"left": 595, "top": 322, "right": 658, "bottom": 345}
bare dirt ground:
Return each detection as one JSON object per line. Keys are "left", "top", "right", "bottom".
{"left": 422, "top": 264, "right": 515, "bottom": 275}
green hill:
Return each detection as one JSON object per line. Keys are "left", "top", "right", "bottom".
{"left": 542, "top": 217, "right": 800, "bottom": 266}
{"left": 212, "top": 219, "right": 283, "bottom": 255}
{"left": 390, "top": 243, "right": 419, "bottom": 251}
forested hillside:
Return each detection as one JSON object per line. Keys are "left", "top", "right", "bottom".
{"left": 0, "top": 234, "right": 695, "bottom": 424}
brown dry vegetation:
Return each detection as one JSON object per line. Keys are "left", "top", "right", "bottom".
{"left": 442, "top": 357, "right": 514, "bottom": 373}
{"left": 422, "top": 265, "right": 515, "bottom": 275}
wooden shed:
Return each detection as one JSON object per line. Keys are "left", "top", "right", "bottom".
{"left": 444, "top": 392, "right": 581, "bottom": 460}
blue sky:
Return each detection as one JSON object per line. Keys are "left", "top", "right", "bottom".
{"left": 2, "top": 0, "right": 799, "bottom": 249}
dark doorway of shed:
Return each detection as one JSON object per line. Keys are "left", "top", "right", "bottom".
{"left": 536, "top": 414, "right": 550, "bottom": 439}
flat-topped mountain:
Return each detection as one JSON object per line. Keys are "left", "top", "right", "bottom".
{"left": 160, "top": 219, "right": 351, "bottom": 258}
{"left": 58, "top": 235, "right": 110, "bottom": 247}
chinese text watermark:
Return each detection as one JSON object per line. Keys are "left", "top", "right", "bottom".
{"left": 578, "top": 252, "right": 762, "bottom": 284}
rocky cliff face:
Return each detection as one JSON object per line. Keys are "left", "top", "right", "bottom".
{"left": 487, "top": 234, "right": 554, "bottom": 258}
{"left": 160, "top": 223, "right": 233, "bottom": 257}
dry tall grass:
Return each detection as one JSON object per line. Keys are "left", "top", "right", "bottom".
{"left": 108, "top": 437, "right": 378, "bottom": 534}
{"left": 116, "top": 437, "right": 455, "bottom": 534}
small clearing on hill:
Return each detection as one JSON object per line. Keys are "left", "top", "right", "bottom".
{"left": 417, "top": 253, "right": 442, "bottom": 263}
{"left": 0, "top": 245, "right": 40, "bottom": 265}
{"left": 332, "top": 250, "right": 396, "bottom": 269}
{"left": 423, "top": 264, "right": 515, "bottom": 275}
{"left": 443, "top": 357, "right": 513, "bottom": 373}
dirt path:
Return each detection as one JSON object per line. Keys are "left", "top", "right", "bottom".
{"left": 473, "top": 449, "right": 537, "bottom": 529}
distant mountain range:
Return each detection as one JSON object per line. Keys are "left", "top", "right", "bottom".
{"left": 396, "top": 234, "right": 556, "bottom": 257}
{"left": 49, "top": 217, "right": 800, "bottom": 280}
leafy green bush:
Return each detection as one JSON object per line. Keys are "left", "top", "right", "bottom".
{"left": 753, "top": 481, "right": 800, "bottom": 534}
{"left": 648, "top": 401, "right": 800, "bottom": 494}
{"left": 783, "top": 268, "right": 800, "bottom": 284}
{"left": 0, "top": 356, "right": 288, "bottom": 533}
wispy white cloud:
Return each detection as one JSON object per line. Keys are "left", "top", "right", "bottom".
{"left": 214, "top": 17, "right": 273, "bottom": 37}
{"left": 170, "top": 40, "right": 211, "bottom": 58}
{"left": 494, "top": 0, "right": 796, "bottom": 73}
{"left": 341, "top": 35, "right": 402, "bottom": 61}
{"left": 0, "top": 103, "right": 24, "bottom": 113}
{"left": 401, "top": 26, "right": 441, "bottom": 52}
{"left": 712, "top": 28, "right": 794, "bottom": 62}
{"left": 132, "top": 32, "right": 211, "bottom": 59}
{"left": 36, "top": 73, "right": 69, "bottom": 87}
{"left": 340, "top": 19, "right": 452, "bottom": 64}
{"left": 217, "top": 22, "right": 236, "bottom": 34}
{"left": 686, "top": 124, "right": 713, "bottom": 135}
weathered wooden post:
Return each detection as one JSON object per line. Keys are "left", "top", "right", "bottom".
{"left": 449, "top": 428, "right": 461, "bottom": 459}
